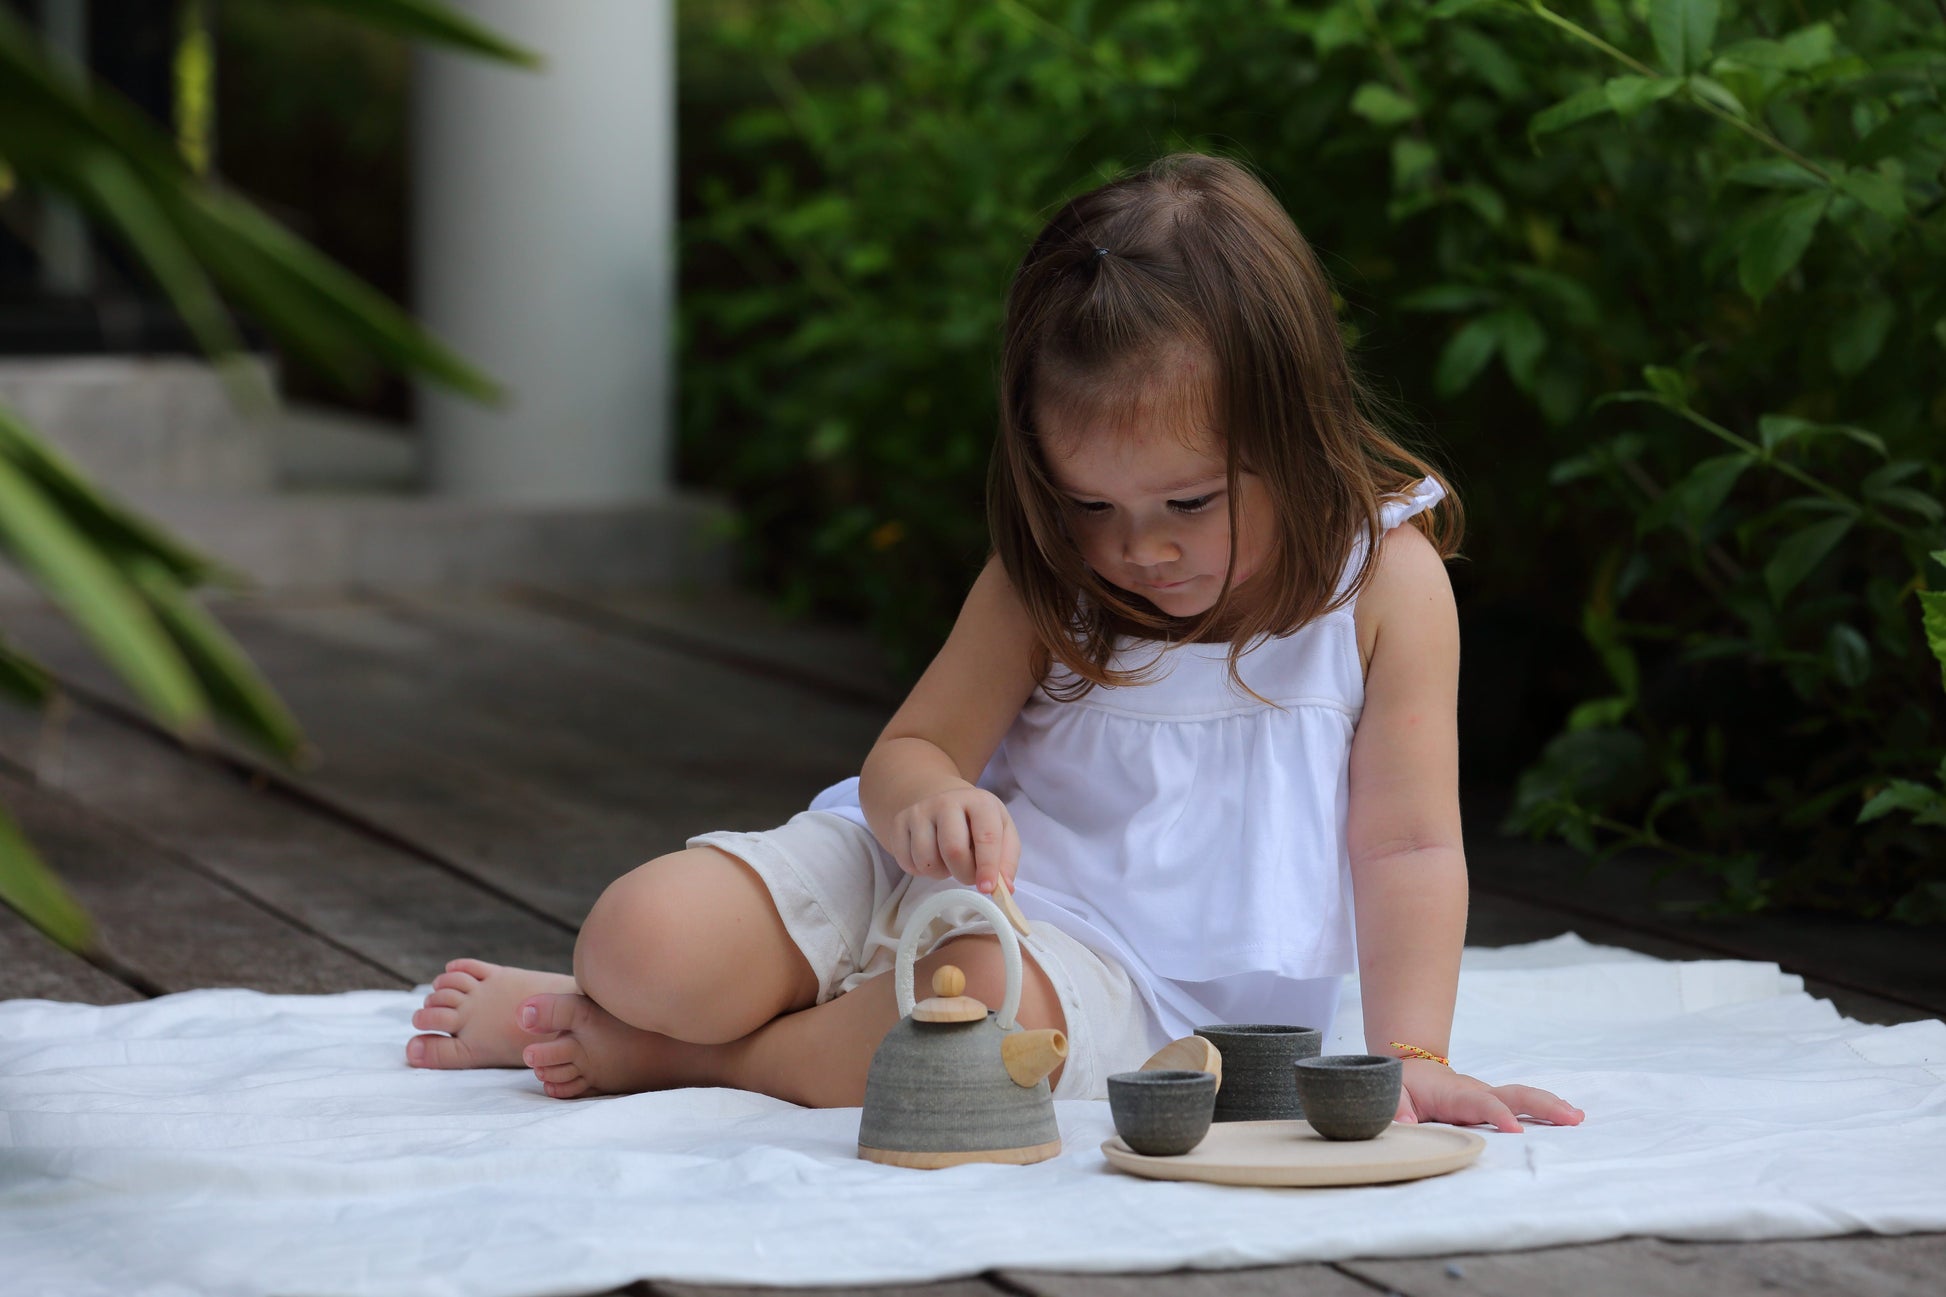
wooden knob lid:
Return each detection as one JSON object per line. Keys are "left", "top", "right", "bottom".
{"left": 911, "top": 964, "right": 988, "bottom": 1022}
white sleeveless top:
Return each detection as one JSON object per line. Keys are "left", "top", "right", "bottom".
{"left": 811, "top": 476, "right": 1447, "bottom": 1048}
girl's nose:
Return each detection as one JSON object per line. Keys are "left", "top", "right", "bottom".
{"left": 1123, "top": 522, "right": 1179, "bottom": 567}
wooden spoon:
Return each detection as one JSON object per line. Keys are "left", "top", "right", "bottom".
{"left": 991, "top": 875, "right": 1032, "bottom": 937}
{"left": 1141, "top": 1035, "right": 1223, "bottom": 1093}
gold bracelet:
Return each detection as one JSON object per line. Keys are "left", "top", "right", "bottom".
{"left": 1389, "top": 1041, "right": 1450, "bottom": 1067}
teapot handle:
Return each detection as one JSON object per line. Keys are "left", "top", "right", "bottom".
{"left": 894, "top": 887, "right": 1023, "bottom": 1029}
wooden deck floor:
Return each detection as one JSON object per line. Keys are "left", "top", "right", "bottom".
{"left": 1, "top": 587, "right": 1940, "bottom": 1297}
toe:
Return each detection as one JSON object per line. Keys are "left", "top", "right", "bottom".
{"left": 446, "top": 957, "right": 497, "bottom": 980}
{"left": 412, "top": 1006, "right": 460, "bottom": 1032}
{"left": 518, "top": 992, "right": 590, "bottom": 1037}
{"left": 431, "top": 970, "right": 481, "bottom": 994}
{"left": 406, "top": 1033, "right": 476, "bottom": 1070}
{"left": 522, "top": 1036, "right": 579, "bottom": 1069}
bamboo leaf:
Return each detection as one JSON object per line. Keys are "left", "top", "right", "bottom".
{"left": 0, "top": 636, "right": 53, "bottom": 707}
{"left": 72, "top": 147, "right": 241, "bottom": 363}
{"left": 128, "top": 563, "right": 307, "bottom": 762}
{"left": 0, "top": 455, "right": 205, "bottom": 732}
{"left": 287, "top": 0, "right": 541, "bottom": 68}
{"left": 0, "top": 803, "right": 91, "bottom": 951}
{"left": 0, "top": 406, "right": 230, "bottom": 586}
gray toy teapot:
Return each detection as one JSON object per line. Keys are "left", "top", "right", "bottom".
{"left": 856, "top": 885, "right": 1067, "bottom": 1168}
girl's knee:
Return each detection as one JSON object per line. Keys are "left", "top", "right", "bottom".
{"left": 918, "top": 935, "right": 1066, "bottom": 1038}
{"left": 573, "top": 847, "right": 814, "bottom": 1041}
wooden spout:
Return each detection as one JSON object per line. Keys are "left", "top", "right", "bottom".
{"left": 1002, "top": 1028, "right": 1067, "bottom": 1088}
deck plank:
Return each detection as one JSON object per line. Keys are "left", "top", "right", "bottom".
{"left": 651, "top": 1282, "right": 1006, "bottom": 1297}
{"left": 1344, "top": 1231, "right": 1946, "bottom": 1296}
{"left": 997, "top": 1265, "right": 1375, "bottom": 1295}
{"left": 0, "top": 594, "right": 886, "bottom": 928}
{"left": 0, "top": 766, "right": 402, "bottom": 994}
{"left": 0, "top": 702, "right": 577, "bottom": 985}
{"left": 0, "top": 901, "right": 142, "bottom": 1004}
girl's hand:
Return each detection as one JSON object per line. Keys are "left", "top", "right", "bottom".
{"left": 1393, "top": 1058, "right": 1585, "bottom": 1133}
{"left": 889, "top": 787, "right": 1020, "bottom": 895}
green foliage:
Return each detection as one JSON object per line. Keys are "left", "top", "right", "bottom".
{"left": 0, "top": 0, "right": 527, "bottom": 949}
{"left": 681, "top": 0, "right": 1946, "bottom": 919}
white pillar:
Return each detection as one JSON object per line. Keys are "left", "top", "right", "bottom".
{"left": 412, "top": 0, "right": 675, "bottom": 503}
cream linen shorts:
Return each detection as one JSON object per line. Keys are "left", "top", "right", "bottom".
{"left": 689, "top": 809, "right": 1153, "bottom": 1101}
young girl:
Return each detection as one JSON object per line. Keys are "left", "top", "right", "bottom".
{"left": 406, "top": 153, "right": 1583, "bottom": 1134}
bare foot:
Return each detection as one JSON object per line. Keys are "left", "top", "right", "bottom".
{"left": 405, "top": 958, "right": 578, "bottom": 1070}
{"left": 517, "top": 991, "right": 717, "bottom": 1099}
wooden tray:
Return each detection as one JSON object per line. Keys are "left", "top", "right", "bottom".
{"left": 1101, "top": 1120, "right": 1485, "bottom": 1187}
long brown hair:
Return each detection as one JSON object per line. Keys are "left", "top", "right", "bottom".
{"left": 987, "top": 152, "right": 1463, "bottom": 699}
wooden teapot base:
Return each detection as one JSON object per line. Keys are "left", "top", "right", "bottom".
{"left": 857, "top": 1137, "right": 1063, "bottom": 1169}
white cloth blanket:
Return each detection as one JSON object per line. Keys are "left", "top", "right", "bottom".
{"left": 2, "top": 934, "right": 1942, "bottom": 1297}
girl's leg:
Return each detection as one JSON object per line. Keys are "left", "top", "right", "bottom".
{"left": 406, "top": 845, "right": 819, "bottom": 1070}
{"left": 518, "top": 931, "right": 1067, "bottom": 1105}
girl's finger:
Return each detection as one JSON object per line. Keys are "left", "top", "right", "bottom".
{"left": 999, "top": 814, "right": 1021, "bottom": 890}
{"left": 934, "top": 809, "right": 974, "bottom": 883}
{"left": 968, "top": 803, "right": 1006, "bottom": 892}
{"left": 1494, "top": 1084, "right": 1586, "bottom": 1124}
{"left": 907, "top": 816, "right": 943, "bottom": 877}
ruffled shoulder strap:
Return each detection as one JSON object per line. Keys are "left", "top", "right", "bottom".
{"left": 1377, "top": 476, "right": 1447, "bottom": 531}
{"left": 1333, "top": 476, "right": 1447, "bottom": 603}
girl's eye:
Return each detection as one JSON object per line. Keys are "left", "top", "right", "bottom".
{"left": 1069, "top": 500, "right": 1112, "bottom": 515}
{"left": 1168, "top": 495, "right": 1217, "bottom": 514}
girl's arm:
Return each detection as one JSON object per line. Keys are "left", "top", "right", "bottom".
{"left": 859, "top": 555, "right": 1042, "bottom": 893}
{"left": 1346, "top": 523, "right": 1584, "bottom": 1132}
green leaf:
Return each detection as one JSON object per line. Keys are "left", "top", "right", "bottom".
{"left": 1722, "top": 158, "right": 1824, "bottom": 190}
{"left": 0, "top": 455, "right": 205, "bottom": 731}
{"left": 288, "top": 0, "right": 540, "bottom": 67}
{"left": 1652, "top": 0, "right": 1720, "bottom": 75}
{"left": 0, "top": 804, "right": 91, "bottom": 951}
{"left": 1351, "top": 82, "right": 1419, "bottom": 126}
{"left": 1428, "top": 0, "right": 1502, "bottom": 16}
{"left": 0, "top": 406, "right": 230, "bottom": 586}
{"left": 1836, "top": 163, "right": 1907, "bottom": 222}
{"left": 1530, "top": 86, "right": 1612, "bottom": 137}
{"left": 1434, "top": 315, "right": 1500, "bottom": 397}
{"left": 1642, "top": 365, "right": 1688, "bottom": 404}
{"left": 1758, "top": 414, "right": 1888, "bottom": 459}
{"left": 1603, "top": 75, "right": 1683, "bottom": 119}
{"left": 1396, "top": 284, "right": 1498, "bottom": 313}
{"left": 1670, "top": 452, "right": 1752, "bottom": 532}
{"left": 1685, "top": 74, "right": 1745, "bottom": 117}
{"left": 1829, "top": 297, "right": 1896, "bottom": 376}
{"left": 1737, "top": 191, "right": 1828, "bottom": 303}
{"left": 1391, "top": 136, "right": 1439, "bottom": 190}
{"left": 127, "top": 564, "right": 307, "bottom": 761}
{"left": 1825, "top": 623, "right": 1871, "bottom": 688}
{"left": 1495, "top": 309, "right": 1546, "bottom": 391}
{"left": 1763, "top": 515, "right": 1854, "bottom": 605}
{"left": 0, "top": 636, "right": 53, "bottom": 707}
{"left": 1566, "top": 695, "right": 1632, "bottom": 731}
{"left": 1923, "top": 581, "right": 1946, "bottom": 694}
{"left": 1868, "top": 487, "right": 1944, "bottom": 525}
{"left": 1857, "top": 779, "right": 1943, "bottom": 824}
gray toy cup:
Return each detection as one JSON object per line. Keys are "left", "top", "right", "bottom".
{"left": 1107, "top": 1069, "right": 1216, "bottom": 1156}
{"left": 1193, "top": 1023, "right": 1322, "bottom": 1122}
{"left": 1294, "top": 1054, "right": 1402, "bottom": 1140}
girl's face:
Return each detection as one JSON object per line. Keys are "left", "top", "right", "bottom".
{"left": 1038, "top": 392, "right": 1274, "bottom": 621}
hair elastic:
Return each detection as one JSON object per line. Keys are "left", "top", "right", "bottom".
{"left": 1390, "top": 1041, "right": 1450, "bottom": 1067}
{"left": 1093, "top": 246, "right": 1110, "bottom": 259}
